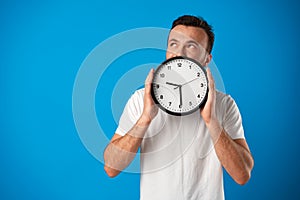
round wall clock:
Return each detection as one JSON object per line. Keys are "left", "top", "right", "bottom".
{"left": 151, "top": 56, "right": 208, "bottom": 116}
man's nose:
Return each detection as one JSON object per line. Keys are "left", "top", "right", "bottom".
{"left": 171, "top": 47, "right": 186, "bottom": 57}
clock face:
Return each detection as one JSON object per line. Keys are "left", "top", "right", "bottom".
{"left": 151, "top": 56, "right": 208, "bottom": 116}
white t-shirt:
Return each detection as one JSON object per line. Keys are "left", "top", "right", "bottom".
{"left": 116, "top": 88, "right": 244, "bottom": 200}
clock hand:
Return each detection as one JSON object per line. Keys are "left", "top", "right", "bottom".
{"left": 179, "top": 85, "right": 183, "bottom": 108}
{"left": 166, "top": 82, "right": 181, "bottom": 87}
{"left": 174, "top": 78, "right": 198, "bottom": 89}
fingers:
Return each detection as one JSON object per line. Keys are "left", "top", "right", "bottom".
{"left": 145, "top": 68, "right": 154, "bottom": 94}
{"left": 142, "top": 69, "right": 158, "bottom": 121}
{"left": 206, "top": 67, "right": 215, "bottom": 92}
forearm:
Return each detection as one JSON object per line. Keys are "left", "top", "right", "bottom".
{"left": 104, "top": 117, "right": 150, "bottom": 177}
{"left": 208, "top": 121, "right": 254, "bottom": 185}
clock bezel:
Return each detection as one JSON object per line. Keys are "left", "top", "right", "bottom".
{"left": 151, "top": 56, "right": 209, "bottom": 116}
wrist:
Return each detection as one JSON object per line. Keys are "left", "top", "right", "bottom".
{"left": 206, "top": 118, "right": 223, "bottom": 142}
{"left": 137, "top": 114, "right": 152, "bottom": 127}
{"left": 128, "top": 115, "right": 151, "bottom": 139}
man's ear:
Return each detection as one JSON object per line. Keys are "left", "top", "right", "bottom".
{"left": 204, "top": 54, "right": 212, "bottom": 67}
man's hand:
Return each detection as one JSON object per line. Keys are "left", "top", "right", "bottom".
{"left": 139, "top": 69, "right": 158, "bottom": 126}
{"left": 200, "top": 68, "right": 222, "bottom": 141}
{"left": 200, "top": 68, "right": 216, "bottom": 124}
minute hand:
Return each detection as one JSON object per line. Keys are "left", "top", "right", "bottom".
{"left": 174, "top": 78, "right": 198, "bottom": 89}
{"left": 179, "top": 85, "right": 183, "bottom": 108}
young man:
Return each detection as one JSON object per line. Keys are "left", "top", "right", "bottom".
{"left": 104, "top": 15, "right": 254, "bottom": 200}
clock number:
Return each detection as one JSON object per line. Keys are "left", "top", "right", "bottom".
{"left": 197, "top": 94, "right": 200, "bottom": 98}
{"left": 167, "top": 65, "right": 171, "bottom": 70}
{"left": 197, "top": 72, "right": 200, "bottom": 77}
{"left": 160, "top": 73, "right": 165, "bottom": 78}
{"left": 156, "top": 84, "right": 160, "bottom": 89}
{"left": 160, "top": 95, "right": 163, "bottom": 99}
{"left": 189, "top": 101, "right": 192, "bottom": 106}
{"left": 179, "top": 104, "right": 182, "bottom": 108}
{"left": 189, "top": 65, "right": 192, "bottom": 69}
{"left": 169, "top": 102, "right": 172, "bottom": 106}
{"left": 177, "top": 63, "right": 182, "bottom": 67}
{"left": 200, "top": 83, "right": 204, "bottom": 87}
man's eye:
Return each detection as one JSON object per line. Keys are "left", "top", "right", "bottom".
{"left": 187, "top": 44, "right": 196, "bottom": 49}
{"left": 169, "top": 43, "right": 177, "bottom": 47}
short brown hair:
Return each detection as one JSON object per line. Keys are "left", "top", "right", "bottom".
{"left": 171, "top": 15, "right": 214, "bottom": 54}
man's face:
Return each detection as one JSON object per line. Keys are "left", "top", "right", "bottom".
{"left": 166, "top": 25, "right": 212, "bottom": 66}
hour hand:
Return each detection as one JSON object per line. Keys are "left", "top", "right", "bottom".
{"left": 166, "top": 82, "right": 181, "bottom": 88}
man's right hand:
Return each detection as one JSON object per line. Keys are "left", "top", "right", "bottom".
{"left": 138, "top": 68, "right": 158, "bottom": 126}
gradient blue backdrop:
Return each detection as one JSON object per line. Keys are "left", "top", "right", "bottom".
{"left": 1, "top": 0, "right": 300, "bottom": 199}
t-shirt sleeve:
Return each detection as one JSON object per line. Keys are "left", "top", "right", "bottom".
{"left": 115, "top": 90, "right": 144, "bottom": 136}
{"left": 222, "top": 95, "right": 245, "bottom": 140}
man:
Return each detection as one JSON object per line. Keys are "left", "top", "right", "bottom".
{"left": 104, "top": 15, "right": 254, "bottom": 200}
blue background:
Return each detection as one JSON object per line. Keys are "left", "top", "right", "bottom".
{"left": 1, "top": 0, "right": 300, "bottom": 199}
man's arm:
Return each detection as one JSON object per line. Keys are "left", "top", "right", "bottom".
{"left": 103, "top": 118, "right": 149, "bottom": 177}
{"left": 201, "top": 68, "right": 254, "bottom": 185}
{"left": 103, "top": 69, "right": 158, "bottom": 177}
{"left": 210, "top": 125, "right": 254, "bottom": 185}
